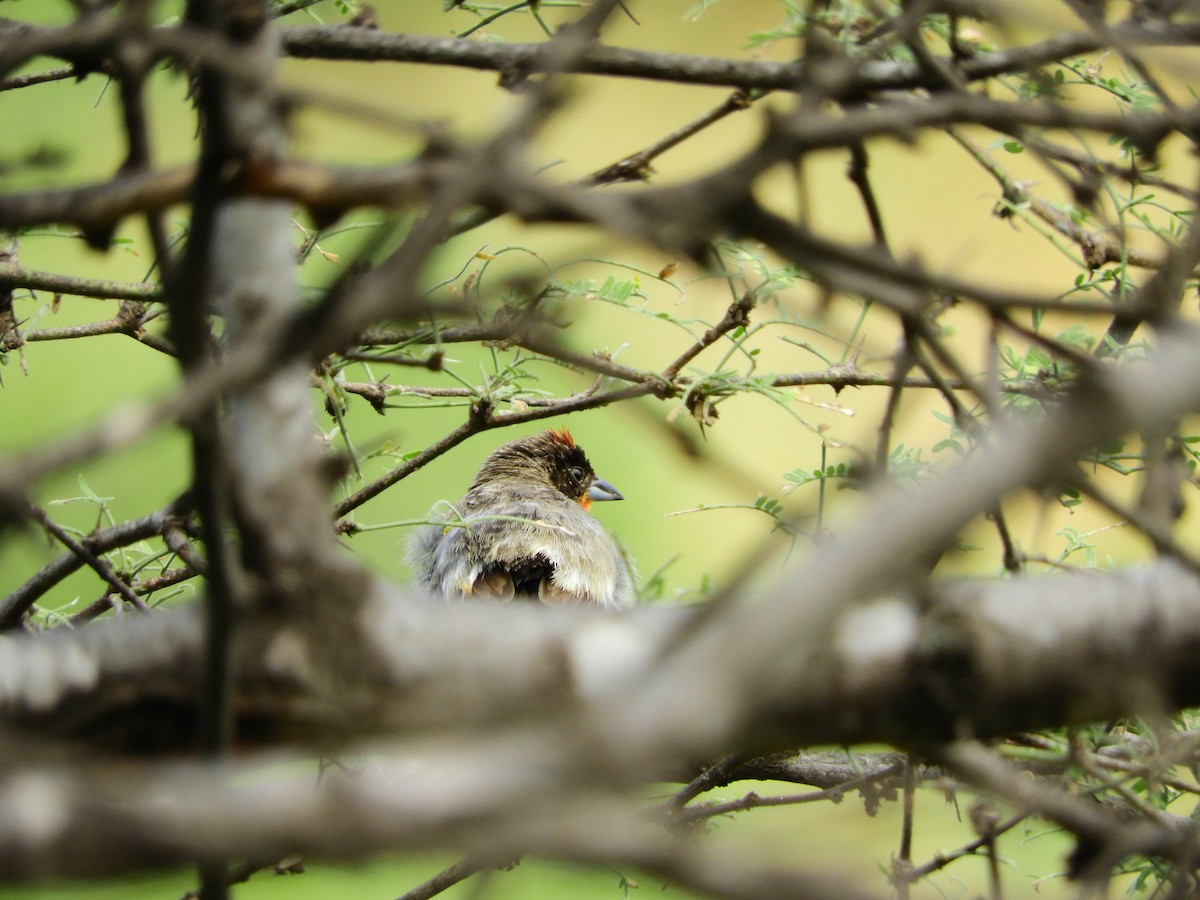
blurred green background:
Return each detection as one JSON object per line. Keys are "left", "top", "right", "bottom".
{"left": 0, "top": 0, "right": 1155, "bottom": 896}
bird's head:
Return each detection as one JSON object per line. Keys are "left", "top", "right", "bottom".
{"left": 472, "top": 428, "right": 624, "bottom": 510}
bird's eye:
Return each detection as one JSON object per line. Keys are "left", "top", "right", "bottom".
{"left": 569, "top": 466, "right": 584, "bottom": 481}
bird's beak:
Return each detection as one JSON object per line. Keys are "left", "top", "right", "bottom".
{"left": 588, "top": 477, "right": 624, "bottom": 502}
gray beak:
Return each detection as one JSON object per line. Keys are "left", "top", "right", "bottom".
{"left": 588, "top": 477, "right": 624, "bottom": 502}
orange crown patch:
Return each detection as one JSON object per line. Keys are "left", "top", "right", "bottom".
{"left": 548, "top": 427, "right": 575, "bottom": 448}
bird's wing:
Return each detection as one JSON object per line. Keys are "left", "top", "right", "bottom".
{"left": 412, "top": 487, "right": 634, "bottom": 608}
{"left": 480, "top": 500, "right": 630, "bottom": 608}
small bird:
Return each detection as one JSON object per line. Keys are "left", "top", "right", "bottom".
{"left": 411, "top": 429, "right": 634, "bottom": 609}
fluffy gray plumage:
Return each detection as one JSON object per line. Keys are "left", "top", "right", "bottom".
{"left": 410, "top": 430, "right": 634, "bottom": 609}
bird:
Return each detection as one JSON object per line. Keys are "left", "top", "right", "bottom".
{"left": 410, "top": 428, "right": 634, "bottom": 609}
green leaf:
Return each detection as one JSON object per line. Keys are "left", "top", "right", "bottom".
{"left": 76, "top": 474, "right": 108, "bottom": 504}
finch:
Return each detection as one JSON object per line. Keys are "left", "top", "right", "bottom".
{"left": 410, "top": 428, "right": 634, "bottom": 609}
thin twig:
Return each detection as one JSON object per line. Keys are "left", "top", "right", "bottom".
{"left": 24, "top": 503, "right": 149, "bottom": 614}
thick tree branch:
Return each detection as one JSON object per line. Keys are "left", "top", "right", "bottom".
{"left": 1, "top": 560, "right": 1200, "bottom": 879}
